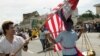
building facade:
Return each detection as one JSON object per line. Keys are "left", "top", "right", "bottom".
{"left": 20, "top": 9, "right": 78, "bottom": 29}
{"left": 94, "top": 3, "right": 100, "bottom": 15}
{"left": 20, "top": 11, "right": 40, "bottom": 29}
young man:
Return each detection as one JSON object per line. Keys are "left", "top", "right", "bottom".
{"left": 48, "top": 19, "right": 83, "bottom": 56}
{"left": 0, "top": 21, "right": 28, "bottom": 56}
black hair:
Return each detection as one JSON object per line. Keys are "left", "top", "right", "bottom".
{"left": 65, "top": 18, "right": 73, "bottom": 25}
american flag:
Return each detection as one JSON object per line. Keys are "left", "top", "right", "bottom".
{"left": 45, "top": 0, "right": 79, "bottom": 51}
{"left": 62, "top": 0, "right": 79, "bottom": 21}
{"left": 45, "top": 13, "right": 65, "bottom": 51}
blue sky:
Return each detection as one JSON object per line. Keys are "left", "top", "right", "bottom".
{"left": 0, "top": 0, "right": 100, "bottom": 28}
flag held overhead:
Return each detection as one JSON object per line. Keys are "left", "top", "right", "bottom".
{"left": 45, "top": 0, "right": 79, "bottom": 52}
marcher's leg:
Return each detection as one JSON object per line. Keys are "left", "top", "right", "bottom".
{"left": 40, "top": 39, "right": 44, "bottom": 50}
{"left": 40, "top": 39, "right": 45, "bottom": 51}
{"left": 42, "top": 39, "right": 46, "bottom": 50}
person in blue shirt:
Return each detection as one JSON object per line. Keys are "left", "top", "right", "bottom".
{"left": 48, "top": 19, "right": 83, "bottom": 56}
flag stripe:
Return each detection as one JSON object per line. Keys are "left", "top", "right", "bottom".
{"left": 51, "top": 14, "right": 61, "bottom": 51}
{"left": 45, "top": 14, "right": 63, "bottom": 51}
{"left": 51, "top": 15, "right": 57, "bottom": 38}
{"left": 45, "top": 0, "right": 79, "bottom": 51}
{"left": 54, "top": 14, "right": 60, "bottom": 37}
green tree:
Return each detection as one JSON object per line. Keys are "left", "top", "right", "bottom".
{"left": 95, "top": 14, "right": 100, "bottom": 18}
{"left": 86, "top": 10, "right": 94, "bottom": 19}
{"left": 79, "top": 10, "right": 95, "bottom": 21}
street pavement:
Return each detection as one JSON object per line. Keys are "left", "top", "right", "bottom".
{"left": 22, "top": 33, "right": 100, "bottom": 56}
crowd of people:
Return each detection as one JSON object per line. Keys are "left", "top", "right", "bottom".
{"left": 84, "top": 23, "right": 100, "bottom": 32}
{"left": 74, "top": 22, "right": 100, "bottom": 33}
{"left": 1, "top": 19, "right": 97, "bottom": 56}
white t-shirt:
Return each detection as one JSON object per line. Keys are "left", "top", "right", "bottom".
{"left": 55, "top": 30, "right": 78, "bottom": 55}
{"left": 0, "top": 35, "right": 25, "bottom": 56}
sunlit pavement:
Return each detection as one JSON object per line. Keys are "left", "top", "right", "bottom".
{"left": 22, "top": 33, "right": 100, "bottom": 56}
